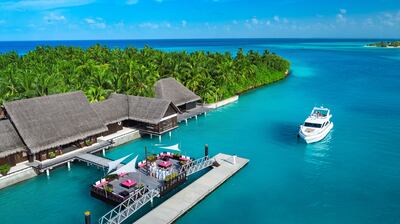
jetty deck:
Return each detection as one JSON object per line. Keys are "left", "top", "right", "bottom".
{"left": 28, "top": 140, "right": 113, "bottom": 172}
{"left": 177, "top": 105, "right": 210, "bottom": 122}
{"left": 75, "top": 153, "right": 112, "bottom": 169}
{"left": 134, "top": 153, "right": 249, "bottom": 224}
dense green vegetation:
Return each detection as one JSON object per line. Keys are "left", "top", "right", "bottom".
{"left": 0, "top": 45, "right": 289, "bottom": 104}
{"left": 367, "top": 41, "right": 400, "bottom": 48}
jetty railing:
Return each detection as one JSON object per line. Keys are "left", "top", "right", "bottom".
{"left": 98, "top": 187, "right": 160, "bottom": 224}
{"left": 98, "top": 156, "right": 215, "bottom": 224}
{"left": 180, "top": 156, "right": 215, "bottom": 176}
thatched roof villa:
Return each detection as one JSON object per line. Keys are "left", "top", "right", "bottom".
{"left": 3, "top": 91, "right": 107, "bottom": 162}
{"left": 0, "top": 120, "right": 27, "bottom": 166}
{"left": 0, "top": 88, "right": 180, "bottom": 168}
{"left": 93, "top": 93, "right": 179, "bottom": 135}
{"left": 155, "top": 77, "right": 201, "bottom": 112}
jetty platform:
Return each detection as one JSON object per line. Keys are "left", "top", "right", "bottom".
{"left": 75, "top": 153, "right": 112, "bottom": 169}
{"left": 177, "top": 105, "right": 210, "bottom": 123}
{"left": 134, "top": 153, "right": 249, "bottom": 224}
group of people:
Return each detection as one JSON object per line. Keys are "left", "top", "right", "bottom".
{"left": 148, "top": 162, "right": 174, "bottom": 180}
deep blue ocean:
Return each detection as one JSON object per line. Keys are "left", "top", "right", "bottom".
{"left": 0, "top": 39, "right": 399, "bottom": 224}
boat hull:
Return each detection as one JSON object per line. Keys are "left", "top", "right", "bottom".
{"left": 298, "top": 123, "right": 333, "bottom": 144}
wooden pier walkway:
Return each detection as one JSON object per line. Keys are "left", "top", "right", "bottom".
{"left": 75, "top": 153, "right": 112, "bottom": 169}
{"left": 177, "top": 105, "right": 210, "bottom": 123}
{"left": 29, "top": 140, "right": 113, "bottom": 172}
{"left": 134, "top": 153, "right": 249, "bottom": 224}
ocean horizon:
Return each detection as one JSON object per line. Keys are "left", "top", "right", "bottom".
{"left": 0, "top": 38, "right": 398, "bottom": 55}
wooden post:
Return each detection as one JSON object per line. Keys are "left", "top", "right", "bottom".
{"left": 158, "top": 135, "right": 161, "bottom": 142}
{"left": 145, "top": 146, "right": 148, "bottom": 164}
{"left": 195, "top": 115, "right": 198, "bottom": 120}
{"left": 205, "top": 144, "right": 209, "bottom": 158}
{"left": 102, "top": 148, "right": 106, "bottom": 157}
{"left": 46, "top": 169, "right": 50, "bottom": 177}
{"left": 185, "top": 119, "right": 188, "bottom": 125}
{"left": 67, "top": 161, "right": 71, "bottom": 171}
{"left": 84, "top": 211, "right": 91, "bottom": 224}
{"left": 169, "top": 131, "right": 172, "bottom": 138}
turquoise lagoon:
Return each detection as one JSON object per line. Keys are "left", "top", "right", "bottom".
{"left": 0, "top": 39, "right": 399, "bottom": 224}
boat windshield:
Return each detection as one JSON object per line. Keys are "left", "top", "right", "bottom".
{"left": 304, "top": 122, "right": 322, "bottom": 128}
{"left": 312, "top": 109, "right": 328, "bottom": 117}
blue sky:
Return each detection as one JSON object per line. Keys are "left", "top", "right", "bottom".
{"left": 0, "top": 0, "right": 399, "bottom": 40}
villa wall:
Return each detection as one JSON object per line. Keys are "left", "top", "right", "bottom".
{"left": 111, "top": 129, "right": 141, "bottom": 147}
{"left": 205, "top": 95, "right": 239, "bottom": 109}
{"left": 0, "top": 152, "right": 28, "bottom": 166}
{"left": 0, "top": 167, "right": 37, "bottom": 190}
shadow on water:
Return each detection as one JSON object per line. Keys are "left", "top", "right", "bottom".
{"left": 269, "top": 121, "right": 302, "bottom": 146}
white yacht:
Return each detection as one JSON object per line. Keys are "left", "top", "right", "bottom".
{"left": 298, "top": 106, "right": 333, "bottom": 144}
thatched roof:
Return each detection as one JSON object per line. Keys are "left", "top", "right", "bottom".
{"left": 109, "top": 93, "right": 178, "bottom": 124}
{"left": 0, "top": 120, "right": 26, "bottom": 158}
{"left": 4, "top": 91, "right": 107, "bottom": 153}
{"left": 91, "top": 97, "right": 128, "bottom": 125}
{"left": 155, "top": 77, "right": 201, "bottom": 107}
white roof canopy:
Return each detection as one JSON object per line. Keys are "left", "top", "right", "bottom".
{"left": 110, "top": 155, "right": 138, "bottom": 175}
{"left": 107, "top": 154, "right": 132, "bottom": 174}
{"left": 159, "top": 144, "right": 180, "bottom": 151}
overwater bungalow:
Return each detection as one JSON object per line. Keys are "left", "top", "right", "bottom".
{"left": 155, "top": 77, "right": 201, "bottom": 112}
{"left": 107, "top": 94, "right": 179, "bottom": 135}
{"left": 3, "top": 91, "right": 107, "bottom": 162}
{"left": 0, "top": 120, "right": 27, "bottom": 167}
{"left": 91, "top": 96, "right": 128, "bottom": 136}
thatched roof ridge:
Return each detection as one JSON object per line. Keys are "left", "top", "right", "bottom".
{"left": 4, "top": 91, "right": 107, "bottom": 153}
{"left": 108, "top": 93, "right": 178, "bottom": 124}
{"left": 91, "top": 97, "right": 129, "bottom": 125}
{"left": 0, "top": 120, "right": 26, "bottom": 158}
{"left": 155, "top": 77, "right": 201, "bottom": 107}
{"left": 127, "top": 95, "right": 177, "bottom": 124}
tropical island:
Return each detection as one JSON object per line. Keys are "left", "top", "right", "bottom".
{"left": 366, "top": 41, "right": 400, "bottom": 48}
{"left": 0, "top": 45, "right": 290, "bottom": 105}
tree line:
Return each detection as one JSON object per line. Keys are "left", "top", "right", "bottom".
{"left": 367, "top": 41, "right": 400, "bottom": 48}
{"left": 0, "top": 45, "right": 290, "bottom": 105}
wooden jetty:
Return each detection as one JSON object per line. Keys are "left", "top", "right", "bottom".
{"left": 134, "top": 153, "right": 249, "bottom": 224}
{"left": 75, "top": 153, "right": 113, "bottom": 169}
{"left": 177, "top": 105, "right": 210, "bottom": 123}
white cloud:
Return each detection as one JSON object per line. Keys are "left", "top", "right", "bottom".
{"left": 85, "top": 17, "right": 106, "bottom": 29}
{"left": 273, "top": 16, "right": 280, "bottom": 22}
{"left": 181, "top": 20, "right": 187, "bottom": 27}
{"left": 283, "top": 18, "right": 289, "bottom": 24}
{"left": 251, "top": 17, "right": 259, "bottom": 25}
{"left": 363, "top": 18, "right": 374, "bottom": 26}
{"left": 126, "top": 0, "right": 138, "bottom": 5}
{"left": 336, "top": 9, "right": 347, "bottom": 23}
{"left": 0, "top": 0, "right": 94, "bottom": 11}
{"left": 115, "top": 21, "right": 125, "bottom": 28}
{"left": 44, "top": 12, "right": 66, "bottom": 23}
{"left": 139, "top": 22, "right": 159, "bottom": 29}
{"left": 379, "top": 11, "right": 400, "bottom": 27}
